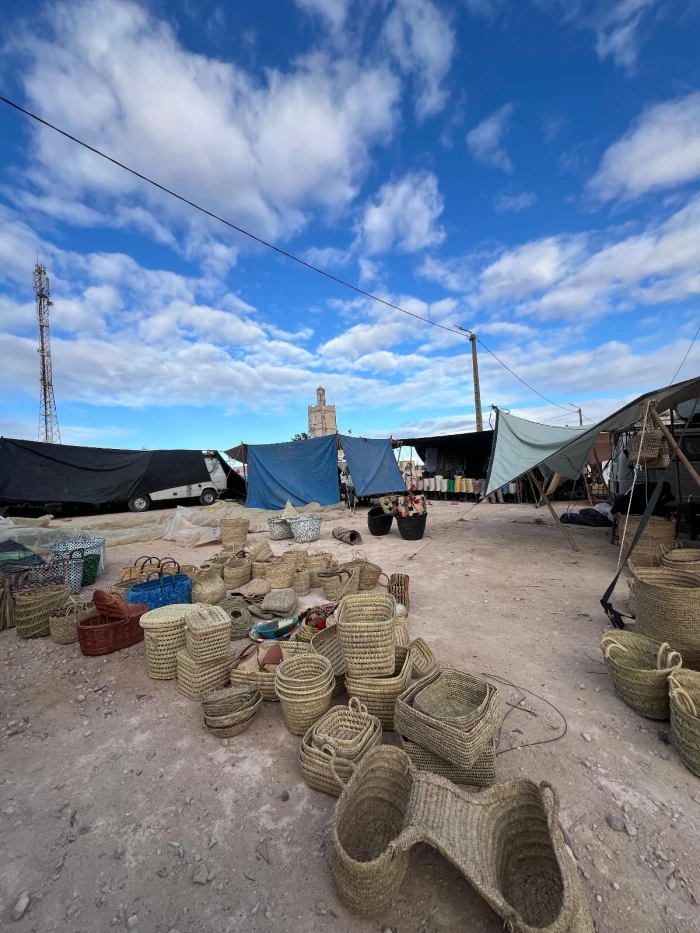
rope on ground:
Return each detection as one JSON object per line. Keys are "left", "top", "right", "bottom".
{"left": 481, "top": 672, "right": 568, "bottom": 756}
{"left": 407, "top": 499, "right": 482, "bottom": 560}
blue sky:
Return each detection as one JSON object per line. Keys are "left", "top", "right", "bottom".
{"left": 0, "top": 0, "right": 698, "bottom": 452}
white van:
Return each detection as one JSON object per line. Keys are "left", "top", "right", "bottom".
{"left": 127, "top": 451, "right": 232, "bottom": 512}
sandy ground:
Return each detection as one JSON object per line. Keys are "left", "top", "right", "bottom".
{"left": 1, "top": 500, "right": 699, "bottom": 933}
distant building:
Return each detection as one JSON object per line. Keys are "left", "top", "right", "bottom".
{"left": 308, "top": 387, "right": 337, "bottom": 437}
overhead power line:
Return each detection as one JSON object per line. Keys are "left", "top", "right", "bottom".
{"left": 671, "top": 324, "right": 700, "bottom": 383}
{"left": 1, "top": 92, "right": 581, "bottom": 417}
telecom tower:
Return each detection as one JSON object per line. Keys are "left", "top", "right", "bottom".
{"left": 34, "top": 262, "right": 61, "bottom": 444}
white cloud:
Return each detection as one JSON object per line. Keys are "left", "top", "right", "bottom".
{"left": 594, "top": 0, "right": 659, "bottom": 71}
{"left": 358, "top": 257, "right": 383, "bottom": 285}
{"left": 357, "top": 171, "right": 445, "bottom": 254}
{"left": 479, "top": 236, "right": 586, "bottom": 301}
{"left": 301, "top": 246, "right": 352, "bottom": 268}
{"left": 493, "top": 191, "right": 537, "bottom": 212}
{"left": 542, "top": 114, "right": 566, "bottom": 143}
{"left": 588, "top": 92, "right": 700, "bottom": 201}
{"left": 295, "top": 0, "right": 349, "bottom": 31}
{"left": 479, "top": 320, "right": 537, "bottom": 338}
{"left": 464, "top": 0, "right": 509, "bottom": 17}
{"left": 383, "top": 0, "right": 457, "bottom": 121}
{"left": 415, "top": 254, "right": 477, "bottom": 292}
{"left": 466, "top": 103, "right": 515, "bottom": 173}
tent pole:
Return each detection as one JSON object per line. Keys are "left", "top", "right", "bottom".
{"left": 648, "top": 404, "right": 700, "bottom": 492}
{"left": 528, "top": 471, "right": 580, "bottom": 552}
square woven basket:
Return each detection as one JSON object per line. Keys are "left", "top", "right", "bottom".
{"left": 177, "top": 646, "right": 235, "bottom": 700}
{"left": 185, "top": 605, "right": 232, "bottom": 664}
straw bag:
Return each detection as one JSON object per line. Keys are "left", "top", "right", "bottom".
{"left": 223, "top": 556, "right": 251, "bottom": 588}
{"left": 192, "top": 564, "right": 227, "bottom": 604}
{"left": 660, "top": 544, "right": 700, "bottom": 573}
{"left": 646, "top": 438, "right": 671, "bottom": 470}
{"left": 395, "top": 670, "right": 502, "bottom": 769}
{"left": 265, "top": 559, "right": 295, "bottom": 589}
{"left": 220, "top": 515, "right": 249, "bottom": 550}
{"left": 669, "top": 670, "right": 700, "bottom": 777}
{"left": 185, "top": 605, "right": 232, "bottom": 663}
{"left": 379, "top": 572, "right": 410, "bottom": 612}
{"left": 140, "top": 604, "right": 189, "bottom": 679}
{"left": 601, "top": 630, "right": 682, "bottom": 719}
{"left": 336, "top": 592, "right": 396, "bottom": 678}
{"left": 293, "top": 567, "right": 311, "bottom": 596}
{"left": 281, "top": 549, "right": 307, "bottom": 569}
{"left": 249, "top": 541, "right": 273, "bottom": 562}
{"left": 120, "top": 555, "right": 160, "bottom": 582}
{"left": 268, "top": 517, "right": 293, "bottom": 540}
{"left": 251, "top": 560, "right": 269, "bottom": 579}
{"left": 13, "top": 576, "right": 70, "bottom": 639}
{"left": 303, "top": 552, "right": 337, "bottom": 588}
{"left": 401, "top": 737, "right": 496, "bottom": 786}
{"left": 632, "top": 568, "right": 700, "bottom": 668}
{"left": 319, "top": 567, "right": 360, "bottom": 601}
{"left": 275, "top": 654, "right": 334, "bottom": 734}
{"left": 342, "top": 553, "right": 381, "bottom": 591}
{"left": 49, "top": 596, "right": 94, "bottom": 645}
{"left": 288, "top": 513, "right": 322, "bottom": 544}
{"left": 627, "top": 426, "right": 662, "bottom": 463}
{"left": 127, "top": 570, "right": 192, "bottom": 610}
{"left": 331, "top": 746, "right": 592, "bottom": 931}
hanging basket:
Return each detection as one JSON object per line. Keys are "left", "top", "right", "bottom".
{"left": 288, "top": 514, "right": 323, "bottom": 544}
{"left": 601, "top": 630, "right": 682, "bottom": 719}
{"left": 669, "top": 670, "right": 700, "bottom": 777}
{"left": 627, "top": 427, "right": 662, "bottom": 463}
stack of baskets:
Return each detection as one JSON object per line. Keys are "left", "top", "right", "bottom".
{"left": 300, "top": 698, "right": 382, "bottom": 796}
{"left": 220, "top": 515, "right": 249, "bottom": 550}
{"left": 660, "top": 545, "right": 700, "bottom": 573}
{"left": 176, "top": 605, "right": 234, "bottom": 700}
{"left": 631, "top": 567, "right": 700, "bottom": 668}
{"left": 230, "top": 641, "right": 309, "bottom": 700}
{"left": 601, "top": 630, "right": 681, "bottom": 719}
{"left": 394, "top": 669, "right": 502, "bottom": 785}
{"left": 49, "top": 596, "right": 94, "bottom": 645}
{"left": 139, "top": 604, "right": 190, "bottom": 679}
{"left": 275, "top": 654, "right": 335, "bottom": 734}
{"left": 202, "top": 685, "right": 262, "bottom": 739}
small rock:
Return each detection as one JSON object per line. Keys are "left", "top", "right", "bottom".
{"left": 11, "top": 891, "right": 30, "bottom": 921}
{"left": 582, "top": 733, "right": 591, "bottom": 743}
{"left": 221, "top": 739, "right": 229, "bottom": 747}
{"left": 667, "top": 875, "right": 677, "bottom": 891}
{"left": 659, "top": 749, "right": 669, "bottom": 760}
{"left": 66, "top": 903, "right": 79, "bottom": 918}
{"left": 192, "top": 864, "right": 209, "bottom": 884}
{"left": 84, "top": 730, "right": 93, "bottom": 737}
{"left": 612, "top": 882, "right": 619, "bottom": 891}
{"left": 145, "top": 750, "right": 156, "bottom": 760}
{"left": 595, "top": 894, "right": 603, "bottom": 904}
{"left": 127, "top": 914, "right": 139, "bottom": 928}
{"left": 77, "top": 694, "right": 86, "bottom": 702}
{"left": 577, "top": 683, "right": 586, "bottom": 690}
{"left": 315, "top": 901, "right": 327, "bottom": 916}
{"left": 625, "top": 822, "right": 637, "bottom": 837}
{"left": 156, "top": 869, "right": 167, "bottom": 879}
{"left": 280, "top": 791, "right": 290, "bottom": 802}
{"left": 606, "top": 814, "right": 625, "bottom": 832}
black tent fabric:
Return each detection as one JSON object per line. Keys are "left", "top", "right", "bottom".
{"left": 0, "top": 438, "right": 210, "bottom": 505}
{"left": 397, "top": 430, "right": 494, "bottom": 476}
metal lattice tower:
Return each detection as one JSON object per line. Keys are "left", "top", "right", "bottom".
{"left": 33, "top": 263, "right": 61, "bottom": 444}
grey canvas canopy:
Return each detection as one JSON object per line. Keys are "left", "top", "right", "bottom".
{"left": 485, "top": 375, "right": 700, "bottom": 497}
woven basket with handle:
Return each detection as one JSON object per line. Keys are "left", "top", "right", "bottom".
{"left": 49, "top": 596, "right": 93, "bottom": 645}
{"left": 632, "top": 567, "right": 700, "bottom": 668}
{"left": 601, "top": 630, "right": 681, "bottom": 719}
{"left": 669, "top": 669, "right": 700, "bottom": 777}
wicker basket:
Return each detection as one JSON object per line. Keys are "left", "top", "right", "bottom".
{"left": 140, "top": 604, "right": 189, "bottom": 679}
{"left": 319, "top": 567, "right": 360, "bottom": 602}
{"left": 225, "top": 603, "right": 253, "bottom": 639}
{"left": 300, "top": 700, "right": 382, "bottom": 796}
{"left": 336, "top": 592, "right": 396, "bottom": 678}
{"left": 230, "top": 641, "right": 310, "bottom": 700}
{"left": 345, "top": 646, "right": 411, "bottom": 729}
{"left": 367, "top": 506, "right": 393, "bottom": 536}
{"left": 268, "top": 517, "right": 293, "bottom": 540}
{"left": 620, "top": 516, "right": 676, "bottom": 568}
{"left": 669, "top": 670, "right": 700, "bottom": 777}
{"left": 120, "top": 557, "right": 160, "bottom": 581}
{"left": 220, "top": 515, "right": 249, "bottom": 550}
{"left": 646, "top": 438, "right": 671, "bottom": 470}
{"left": 250, "top": 541, "right": 274, "bottom": 562}
{"left": 191, "top": 564, "right": 227, "bottom": 605}
{"left": 251, "top": 561, "right": 268, "bottom": 580}
{"left": 396, "top": 512, "right": 427, "bottom": 541}
{"left": 395, "top": 670, "right": 502, "bottom": 769}
{"left": 379, "top": 572, "right": 410, "bottom": 613}
{"left": 343, "top": 554, "right": 382, "bottom": 591}
{"left": 14, "top": 583, "right": 71, "bottom": 639}
{"left": 660, "top": 545, "right": 700, "bottom": 573}
{"left": 223, "top": 557, "right": 252, "bottom": 588}
{"left": 202, "top": 685, "right": 262, "bottom": 737}
{"left": 293, "top": 567, "right": 311, "bottom": 596}
{"left": 409, "top": 637, "right": 437, "bottom": 679}
{"left": 395, "top": 610, "right": 409, "bottom": 647}
{"left": 288, "top": 513, "right": 322, "bottom": 544}
{"left": 265, "top": 559, "right": 295, "bottom": 589}
{"left": 627, "top": 428, "right": 662, "bottom": 463}
{"left": 303, "top": 552, "right": 337, "bottom": 588}
{"left": 632, "top": 567, "right": 700, "bottom": 668}
{"left": 275, "top": 654, "right": 334, "bottom": 734}
{"left": 77, "top": 606, "right": 147, "bottom": 656}
{"left": 401, "top": 737, "right": 496, "bottom": 786}
{"left": 185, "top": 605, "right": 232, "bottom": 664}
{"left": 176, "top": 646, "right": 235, "bottom": 700}
{"left": 601, "top": 630, "right": 681, "bottom": 719}
{"left": 311, "top": 624, "right": 346, "bottom": 696}
{"left": 281, "top": 549, "right": 307, "bottom": 569}
{"left": 49, "top": 597, "right": 94, "bottom": 645}
{"left": 81, "top": 554, "right": 101, "bottom": 587}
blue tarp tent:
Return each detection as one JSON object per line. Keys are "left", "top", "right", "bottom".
{"left": 245, "top": 435, "right": 340, "bottom": 510}
{"left": 340, "top": 435, "right": 406, "bottom": 497}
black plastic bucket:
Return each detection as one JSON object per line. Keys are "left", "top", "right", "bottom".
{"left": 396, "top": 512, "right": 427, "bottom": 541}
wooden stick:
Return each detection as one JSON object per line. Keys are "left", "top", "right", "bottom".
{"left": 648, "top": 404, "right": 700, "bottom": 491}
{"left": 528, "top": 471, "right": 580, "bottom": 552}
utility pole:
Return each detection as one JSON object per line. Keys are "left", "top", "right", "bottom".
{"left": 470, "top": 333, "right": 483, "bottom": 431}
{"left": 34, "top": 262, "right": 61, "bottom": 444}
{"left": 575, "top": 407, "right": 583, "bottom": 426}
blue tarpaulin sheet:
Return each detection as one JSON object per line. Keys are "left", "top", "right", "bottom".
{"left": 340, "top": 435, "right": 406, "bottom": 497}
{"left": 245, "top": 435, "right": 340, "bottom": 510}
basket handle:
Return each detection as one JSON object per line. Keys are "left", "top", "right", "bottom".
{"left": 656, "top": 642, "right": 682, "bottom": 671}
{"left": 135, "top": 555, "right": 156, "bottom": 569}
{"left": 539, "top": 781, "right": 560, "bottom": 829}
{"left": 145, "top": 570, "right": 163, "bottom": 583}
{"left": 670, "top": 679, "right": 697, "bottom": 717}
{"left": 377, "top": 573, "right": 390, "bottom": 588}
{"left": 601, "top": 638, "right": 627, "bottom": 659}
{"left": 323, "top": 745, "right": 356, "bottom": 789}
{"left": 68, "top": 548, "right": 85, "bottom": 560}
{"left": 347, "top": 696, "right": 368, "bottom": 715}
{"left": 159, "top": 558, "right": 180, "bottom": 573}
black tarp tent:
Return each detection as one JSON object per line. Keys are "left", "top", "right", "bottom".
{"left": 395, "top": 430, "right": 494, "bottom": 477}
{"left": 0, "top": 438, "right": 212, "bottom": 505}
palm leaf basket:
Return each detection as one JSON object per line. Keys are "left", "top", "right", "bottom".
{"left": 400, "top": 737, "right": 496, "bottom": 786}
{"left": 140, "top": 604, "right": 190, "bottom": 680}
{"left": 202, "top": 685, "right": 262, "bottom": 738}
{"left": 669, "top": 670, "right": 700, "bottom": 777}
{"left": 660, "top": 544, "right": 700, "bottom": 573}
{"left": 230, "top": 641, "right": 309, "bottom": 701}
{"left": 311, "top": 623, "right": 346, "bottom": 696}
{"left": 601, "top": 630, "right": 682, "bottom": 719}
{"left": 300, "top": 699, "right": 382, "bottom": 796}
{"left": 345, "top": 645, "right": 411, "bottom": 729}
{"left": 631, "top": 567, "right": 700, "bottom": 669}
{"left": 336, "top": 592, "right": 396, "bottom": 678}
{"left": 14, "top": 581, "right": 71, "bottom": 639}
{"left": 275, "top": 654, "right": 335, "bottom": 734}
{"left": 49, "top": 596, "right": 94, "bottom": 645}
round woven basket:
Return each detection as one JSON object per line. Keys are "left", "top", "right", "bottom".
{"left": 265, "top": 559, "right": 295, "bottom": 589}
{"left": 275, "top": 654, "right": 334, "bottom": 734}
{"left": 281, "top": 548, "right": 307, "bottom": 569}
{"left": 620, "top": 516, "right": 676, "bottom": 568}
{"left": 288, "top": 514, "right": 322, "bottom": 544}
{"left": 601, "top": 630, "right": 681, "bottom": 719}
{"left": 336, "top": 592, "right": 396, "bottom": 678}
{"left": 191, "top": 565, "right": 226, "bottom": 605}
{"left": 220, "top": 516, "right": 249, "bottom": 550}
{"left": 140, "top": 604, "right": 189, "bottom": 679}
{"left": 293, "top": 567, "right": 311, "bottom": 597}
{"left": 49, "top": 597, "right": 94, "bottom": 645}
{"left": 669, "top": 670, "right": 700, "bottom": 777}
{"left": 268, "top": 517, "right": 293, "bottom": 540}
{"left": 660, "top": 545, "right": 700, "bottom": 573}
{"left": 632, "top": 567, "right": 700, "bottom": 668}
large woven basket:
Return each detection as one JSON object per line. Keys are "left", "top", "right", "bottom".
{"left": 345, "top": 646, "right": 411, "bottom": 729}
{"left": 191, "top": 565, "right": 227, "bottom": 605}
{"left": 336, "top": 592, "right": 396, "bottom": 678}
{"left": 223, "top": 557, "right": 251, "bottom": 588}
{"left": 250, "top": 541, "right": 274, "bottom": 562}
{"left": 78, "top": 606, "right": 147, "bottom": 656}
{"left": 275, "top": 654, "right": 334, "bottom": 734}
{"left": 140, "top": 604, "right": 189, "bottom": 679}
{"left": 120, "top": 556, "right": 160, "bottom": 581}
{"left": 620, "top": 516, "right": 676, "bottom": 568}
{"left": 49, "top": 596, "right": 93, "bottom": 645}
{"left": 176, "top": 646, "right": 235, "bottom": 700}
{"left": 268, "top": 517, "right": 293, "bottom": 540}
{"left": 251, "top": 560, "right": 269, "bottom": 580}
{"left": 293, "top": 567, "right": 311, "bottom": 596}
{"left": 14, "top": 583, "right": 71, "bottom": 638}
{"left": 185, "top": 605, "right": 232, "bottom": 663}
{"left": 632, "top": 567, "right": 700, "bottom": 668}
{"left": 311, "top": 624, "right": 346, "bottom": 696}
{"left": 395, "top": 670, "right": 502, "bottom": 769}
{"left": 127, "top": 572, "right": 192, "bottom": 610}
{"left": 230, "top": 641, "right": 310, "bottom": 700}
{"left": 401, "top": 737, "right": 496, "bottom": 786}
{"left": 669, "top": 670, "right": 700, "bottom": 777}
{"left": 409, "top": 637, "right": 437, "bottom": 678}
{"left": 303, "top": 552, "right": 337, "bottom": 588}
{"left": 288, "top": 513, "right": 322, "bottom": 544}
{"left": 601, "top": 630, "right": 681, "bottom": 719}
{"left": 265, "top": 559, "right": 295, "bottom": 589}
{"left": 319, "top": 567, "right": 360, "bottom": 601}
{"left": 281, "top": 549, "right": 307, "bottom": 569}
{"left": 660, "top": 545, "right": 700, "bottom": 573}
{"left": 220, "top": 515, "right": 249, "bottom": 550}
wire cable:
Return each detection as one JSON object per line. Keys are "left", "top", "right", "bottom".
{"left": 1, "top": 92, "right": 581, "bottom": 415}
{"left": 671, "top": 323, "right": 700, "bottom": 383}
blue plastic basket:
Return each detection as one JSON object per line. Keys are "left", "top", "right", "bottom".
{"left": 126, "top": 571, "right": 192, "bottom": 610}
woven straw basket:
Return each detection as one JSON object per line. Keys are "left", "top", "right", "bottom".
{"left": 220, "top": 516, "right": 249, "bottom": 550}
{"left": 176, "top": 646, "right": 235, "bottom": 700}
{"left": 191, "top": 565, "right": 226, "bottom": 605}
{"left": 601, "top": 630, "right": 681, "bottom": 719}
{"left": 202, "top": 685, "right": 262, "bottom": 738}
{"left": 303, "top": 552, "right": 337, "bottom": 588}
{"left": 185, "top": 605, "right": 231, "bottom": 664}
{"left": 140, "top": 604, "right": 189, "bottom": 679}
{"left": 669, "top": 670, "right": 700, "bottom": 777}
{"left": 14, "top": 582, "right": 71, "bottom": 639}
{"left": 620, "top": 516, "right": 676, "bottom": 568}
{"left": 345, "top": 646, "right": 411, "bottom": 729}
{"left": 49, "top": 596, "right": 93, "bottom": 645}
{"left": 250, "top": 541, "right": 273, "bottom": 562}
{"left": 331, "top": 746, "right": 593, "bottom": 930}
{"left": 343, "top": 554, "right": 382, "bottom": 591}
{"left": 401, "top": 737, "right": 496, "bottom": 786}
{"left": 265, "top": 559, "right": 295, "bottom": 589}
{"left": 268, "top": 518, "right": 293, "bottom": 540}
{"left": 319, "top": 568, "right": 360, "bottom": 601}
{"left": 230, "top": 641, "right": 309, "bottom": 701}
{"left": 293, "top": 567, "right": 311, "bottom": 597}
{"left": 300, "top": 699, "right": 382, "bottom": 796}
{"left": 275, "top": 654, "right": 334, "bottom": 734}
{"left": 660, "top": 545, "right": 700, "bottom": 574}
{"left": 336, "top": 592, "right": 396, "bottom": 678}
{"left": 409, "top": 637, "right": 437, "bottom": 678}
{"left": 288, "top": 513, "right": 322, "bottom": 544}
{"left": 627, "top": 428, "right": 662, "bottom": 464}
{"left": 223, "top": 557, "right": 251, "bottom": 588}
{"left": 632, "top": 567, "right": 700, "bottom": 668}
{"left": 311, "top": 624, "right": 346, "bottom": 696}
